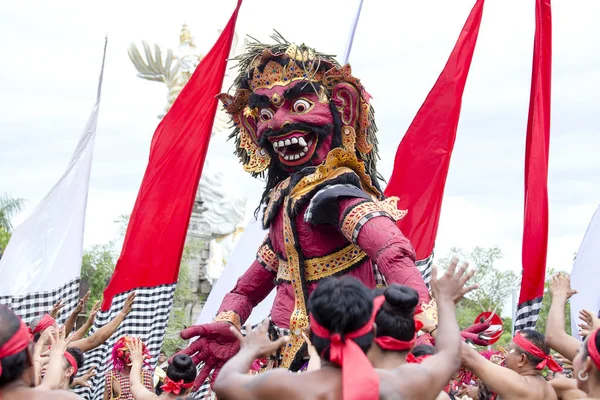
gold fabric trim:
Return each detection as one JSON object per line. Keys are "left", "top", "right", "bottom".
{"left": 340, "top": 197, "right": 407, "bottom": 242}
{"left": 213, "top": 311, "right": 242, "bottom": 331}
{"left": 421, "top": 298, "right": 438, "bottom": 325}
{"left": 280, "top": 201, "right": 309, "bottom": 368}
{"left": 263, "top": 178, "right": 291, "bottom": 227}
{"left": 277, "top": 244, "right": 367, "bottom": 282}
{"left": 289, "top": 148, "right": 380, "bottom": 205}
{"left": 257, "top": 239, "right": 278, "bottom": 273}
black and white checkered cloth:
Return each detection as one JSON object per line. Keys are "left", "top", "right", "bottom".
{"left": 514, "top": 296, "right": 543, "bottom": 333}
{"left": 0, "top": 277, "right": 80, "bottom": 324}
{"left": 74, "top": 284, "right": 176, "bottom": 400}
{"left": 416, "top": 252, "right": 434, "bottom": 288}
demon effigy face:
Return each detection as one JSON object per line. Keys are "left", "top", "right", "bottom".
{"left": 253, "top": 81, "right": 334, "bottom": 168}
{"left": 218, "top": 33, "right": 380, "bottom": 201}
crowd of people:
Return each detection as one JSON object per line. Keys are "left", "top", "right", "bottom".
{"left": 1, "top": 262, "right": 599, "bottom": 399}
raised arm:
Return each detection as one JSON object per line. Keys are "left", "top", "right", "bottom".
{"left": 179, "top": 240, "right": 278, "bottom": 389}
{"left": 127, "top": 338, "right": 158, "bottom": 400}
{"left": 38, "top": 327, "right": 74, "bottom": 390}
{"left": 71, "top": 300, "right": 100, "bottom": 342}
{"left": 461, "top": 342, "right": 530, "bottom": 398}
{"left": 71, "top": 292, "right": 135, "bottom": 353}
{"left": 63, "top": 291, "right": 90, "bottom": 335}
{"left": 545, "top": 273, "right": 579, "bottom": 360}
{"left": 394, "top": 260, "right": 477, "bottom": 399}
{"left": 213, "top": 320, "right": 292, "bottom": 400}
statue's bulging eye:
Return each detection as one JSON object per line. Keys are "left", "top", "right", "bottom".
{"left": 292, "top": 98, "right": 313, "bottom": 114}
{"left": 260, "top": 109, "right": 274, "bottom": 121}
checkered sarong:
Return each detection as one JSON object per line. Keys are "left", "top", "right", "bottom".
{"left": 74, "top": 284, "right": 176, "bottom": 399}
{"left": 0, "top": 277, "right": 80, "bottom": 325}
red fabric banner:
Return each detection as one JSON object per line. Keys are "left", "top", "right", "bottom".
{"left": 101, "top": 0, "right": 243, "bottom": 310}
{"left": 518, "top": 0, "right": 552, "bottom": 306}
{"left": 384, "top": 0, "right": 485, "bottom": 260}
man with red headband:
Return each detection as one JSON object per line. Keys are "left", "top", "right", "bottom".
{"left": 213, "top": 262, "right": 474, "bottom": 400}
{"left": 0, "top": 306, "right": 78, "bottom": 399}
{"left": 461, "top": 329, "right": 559, "bottom": 400}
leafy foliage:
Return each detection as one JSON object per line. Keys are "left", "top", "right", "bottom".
{"left": 0, "top": 194, "right": 25, "bottom": 232}
{"left": 80, "top": 242, "right": 117, "bottom": 312}
{"left": 438, "top": 247, "right": 519, "bottom": 317}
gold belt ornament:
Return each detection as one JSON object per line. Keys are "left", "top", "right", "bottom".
{"left": 277, "top": 244, "right": 367, "bottom": 282}
{"left": 280, "top": 200, "right": 309, "bottom": 368}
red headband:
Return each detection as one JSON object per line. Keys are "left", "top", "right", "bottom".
{"left": 0, "top": 318, "right": 32, "bottom": 377}
{"left": 161, "top": 377, "right": 194, "bottom": 394}
{"left": 31, "top": 314, "right": 56, "bottom": 335}
{"left": 64, "top": 351, "right": 78, "bottom": 375}
{"left": 406, "top": 353, "right": 431, "bottom": 364}
{"left": 309, "top": 295, "right": 385, "bottom": 400}
{"left": 586, "top": 328, "right": 600, "bottom": 370}
{"left": 513, "top": 331, "right": 562, "bottom": 372}
{"left": 373, "top": 303, "right": 424, "bottom": 351}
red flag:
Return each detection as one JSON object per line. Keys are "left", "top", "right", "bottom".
{"left": 101, "top": 0, "right": 244, "bottom": 310}
{"left": 384, "top": 0, "right": 485, "bottom": 263}
{"left": 515, "top": 0, "right": 552, "bottom": 331}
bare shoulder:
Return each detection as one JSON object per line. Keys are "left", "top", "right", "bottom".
{"left": 378, "top": 366, "right": 427, "bottom": 399}
{"left": 522, "top": 376, "right": 557, "bottom": 400}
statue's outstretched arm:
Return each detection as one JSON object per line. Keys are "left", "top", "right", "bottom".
{"left": 337, "top": 197, "right": 430, "bottom": 303}
{"left": 178, "top": 241, "right": 277, "bottom": 390}
{"left": 215, "top": 258, "right": 277, "bottom": 325}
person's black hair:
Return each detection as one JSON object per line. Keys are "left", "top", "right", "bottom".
{"left": 374, "top": 284, "right": 419, "bottom": 344}
{"left": 65, "top": 347, "right": 84, "bottom": 385}
{"left": 410, "top": 344, "right": 436, "bottom": 358}
{"left": 308, "top": 276, "right": 374, "bottom": 360}
{"left": 0, "top": 306, "right": 30, "bottom": 387}
{"left": 517, "top": 329, "right": 550, "bottom": 366}
{"left": 166, "top": 354, "right": 197, "bottom": 384}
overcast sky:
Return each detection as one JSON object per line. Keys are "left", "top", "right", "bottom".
{"left": 1, "top": 0, "right": 599, "bottom": 278}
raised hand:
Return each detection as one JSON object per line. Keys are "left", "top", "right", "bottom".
{"left": 71, "top": 366, "right": 96, "bottom": 388}
{"left": 230, "top": 319, "right": 289, "bottom": 359}
{"left": 87, "top": 300, "right": 101, "bottom": 325}
{"left": 430, "top": 258, "right": 478, "bottom": 304}
{"left": 120, "top": 292, "right": 136, "bottom": 316}
{"left": 178, "top": 322, "right": 243, "bottom": 390}
{"left": 127, "top": 337, "right": 145, "bottom": 366}
{"left": 50, "top": 299, "right": 65, "bottom": 319}
{"left": 578, "top": 309, "right": 600, "bottom": 338}
{"left": 48, "top": 325, "right": 74, "bottom": 356}
{"left": 550, "top": 273, "right": 577, "bottom": 299}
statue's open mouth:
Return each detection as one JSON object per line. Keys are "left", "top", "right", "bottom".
{"left": 269, "top": 131, "right": 317, "bottom": 166}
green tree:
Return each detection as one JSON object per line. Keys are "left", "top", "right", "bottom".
{"left": 0, "top": 194, "right": 26, "bottom": 255}
{"left": 438, "top": 247, "right": 519, "bottom": 329}
{"left": 80, "top": 242, "right": 117, "bottom": 311}
{"left": 0, "top": 194, "right": 25, "bottom": 231}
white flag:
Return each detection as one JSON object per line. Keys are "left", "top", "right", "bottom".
{"left": 570, "top": 203, "right": 600, "bottom": 340}
{"left": 0, "top": 39, "right": 107, "bottom": 322}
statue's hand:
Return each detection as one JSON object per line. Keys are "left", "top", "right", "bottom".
{"left": 461, "top": 319, "right": 493, "bottom": 346}
{"left": 176, "top": 322, "right": 241, "bottom": 390}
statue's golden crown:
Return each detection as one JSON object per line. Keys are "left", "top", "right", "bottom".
{"left": 247, "top": 44, "right": 330, "bottom": 91}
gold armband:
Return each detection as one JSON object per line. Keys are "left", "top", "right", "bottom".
{"left": 213, "top": 311, "right": 242, "bottom": 331}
